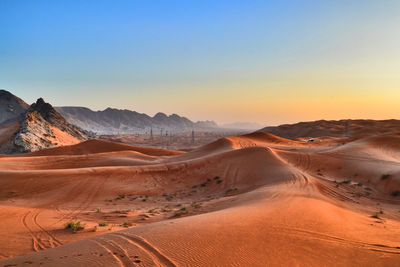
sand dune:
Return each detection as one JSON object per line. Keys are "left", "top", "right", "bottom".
{"left": 259, "top": 119, "right": 400, "bottom": 139}
{"left": 22, "top": 139, "right": 184, "bottom": 157}
{"left": 0, "top": 133, "right": 399, "bottom": 266}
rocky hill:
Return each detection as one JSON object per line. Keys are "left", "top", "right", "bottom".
{"left": 0, "top": 92, "right": 90, "bottom": 153}
{"left": 55, "top": 106, "right": 218, "bottom": 134}
{"left": 0, "top": 89, "right": 29, "bottom": 124}
{"left": 0, "top": 90, "right": 219, "bottom": 153}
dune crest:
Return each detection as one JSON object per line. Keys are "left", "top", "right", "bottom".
{"left": 0, "top": 133, "right": 399, "bottom": 266}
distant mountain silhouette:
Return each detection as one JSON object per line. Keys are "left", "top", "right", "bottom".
{"left": 221, "top": 122, "right": 262, "bottom": 130}
{"left": 55, "top": 106, "right": 218, "bottom": 134}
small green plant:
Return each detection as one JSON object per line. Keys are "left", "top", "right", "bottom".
{"left": 342, "top": 179, "right": 351, "bottom": 184}
{"left": 226, "top": 188, "right": 238, "bottom": 194}
{"left": 96, "top": 207, "right": 102, "bottom": 213}
{"left": 200, "top": 183, "right": 206, "bottom": 187}
{"left": 172, "top": 207, "right": 187, "bottom": 218}
{"left": 122, "top": 222, "right": 133, "bottom": 228}
{"left": 98, "top": 222, "right": 108, "bottom": 227}
{"left": 357, "top": 182, "right": 363, "bottom": 187}
{"left": 65, "top": 221, "right": 84, "bottom": 233}
{"left": 191, "top": 202, "right": 201, "bottom": 209}
{"left": 381, "top": 174, "right": 390, "bottom": 180}
{"left": 116, "top": 194, "right": 125, "bottom": 200}
{"left": 371, "top": 214, "right": 381, "bottom": 219}
{"left": 216, "top": 180, "right": 222, "bottom": 184}
{"left": 392, "top": 190, "right": 400, "bottom": 197}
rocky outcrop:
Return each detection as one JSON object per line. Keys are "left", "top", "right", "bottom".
{"left": 10, "top": 98, "right": 91, "bottom": 153}
{"left": 13, "top": 111, "right": 55, "bottom": 152}
{"left": 0, "top": 89, "right": 29, "bottom": 124}
{"left": 28, "top": 98, "right": 88, "bottom": 140}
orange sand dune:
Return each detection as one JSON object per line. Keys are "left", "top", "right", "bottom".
{"left": 21, "top": 139, "right": 184, "bottom": 157}
{"left": 0, "top": 134, "right": 399, "bottom": 266}
{"left": 0, "top": 150, "right": 158, "bottom": 170}
{"left": 259, "top": 119, "right": 400, "bottom": 139}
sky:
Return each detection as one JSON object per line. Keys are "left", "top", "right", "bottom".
{"left": 1, "top": 0, "right": 399, "bottom": 126}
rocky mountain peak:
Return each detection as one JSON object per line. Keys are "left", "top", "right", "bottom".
{"left": 28, "top": 97, "right": 66, "bottom": 125}
{"left": 10, "top": 97, "right": 91, "bottom": 153}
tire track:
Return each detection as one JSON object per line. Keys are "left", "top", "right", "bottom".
{"left": 53, "top": 173, "right": 108, "bottom": 225}
{"left": 325, "top": 152, "right": 400, "bottom": 166}
{"left": 33, "top": 210, "right": 63, "bottom": 246}
{"left": 89, "top": 239, "right": 125, "bottom": 267}
{"left": 21, "top": 211, "right": 49, "bottom": 252}
{"left": 314, "top": 180, "right": 357, "bottom": 203}
{"left": 20, "top": 173, "right": 108, "bottom": 254}
{"left": 50, "top": 177, "right": 93, "bottom": 225}
{"left": 115, "top": 233, "right": 177, "bottom": 267}
{"left": 277, "top": 227, "right": 400, "bottom": 255}
{"left": 70, "top": 176, "right": 107, "bottom": 220}
{"left": 107, "top": 239, "right": 135, "bottom": 267}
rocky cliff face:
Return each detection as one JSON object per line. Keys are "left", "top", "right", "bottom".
{"left": 0, "top": 89, "right": 29, "bottom": 124}
{"left": 13, "top": 111, "right": 55, "bottom": 152}
{"left": 12, "top": 98, "right": 91, "bottom": 153}
{"left": 28, "top": 98, "right": 88, "bottom": 140}
{"left": 0, "top": 96, "right": 91, "bottom": 153}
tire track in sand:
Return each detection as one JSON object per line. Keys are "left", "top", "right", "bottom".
{"left": 21, "top": 211, "right": 54, "bottom": 252}
{"left": 89, "top": 239, "right": 126, "bottom": 267}
{"left": 33, "top": 210, "right": 63, "bottom": 247}
{"left": 113, "top": 233, "right": 177, "bottom": 267}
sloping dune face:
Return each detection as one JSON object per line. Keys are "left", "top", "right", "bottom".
{"left": 259, "top": 119, "right": 400, "bottom": 139}
{"left": 0, "top": 134, "right": 400, "bottom": 266}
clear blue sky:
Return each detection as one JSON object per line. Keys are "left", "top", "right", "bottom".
{"left": 1, "top": 0, "right": 399, "bottom": 125}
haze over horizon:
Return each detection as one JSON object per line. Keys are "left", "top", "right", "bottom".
{"left": 1, "top": 0, "right": 399, "bottom": 125}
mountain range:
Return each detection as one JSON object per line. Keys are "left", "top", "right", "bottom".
{"left": 0, "top": 89, "right": 219, "bottom": 152}
{"left": 55, "top": 106, "right": 217, "bottom": 134}
{"left": 2, "top": 89, "right": 399, "bottom": 153}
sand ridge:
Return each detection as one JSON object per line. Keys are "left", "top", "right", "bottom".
{"left": 0, "top": 133, "right": 399, "bottom": 266}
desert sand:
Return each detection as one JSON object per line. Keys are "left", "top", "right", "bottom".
{"left": 0, "top": 133, "right": 399, "bottom": 266}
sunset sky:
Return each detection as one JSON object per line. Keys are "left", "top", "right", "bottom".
{"left": 1, "top": 0, "right": 399, "bottom": 125}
